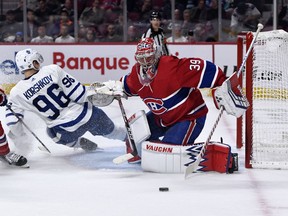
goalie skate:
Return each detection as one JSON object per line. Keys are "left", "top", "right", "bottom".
{"left": 228, "top": 153, "right": 239, "bottom": 173}
{"left": 0, "top": 152, "right": 29, "bottom": 168}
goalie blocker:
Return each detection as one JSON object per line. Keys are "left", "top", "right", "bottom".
{"left": 141, "top": 141, "right": 238, "bottom": 174}
{"left": 212, "top": 72, "right": 249, "bottom": 118}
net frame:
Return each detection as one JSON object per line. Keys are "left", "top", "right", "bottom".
{"left": 237, "top": 30, "right": 288, "bottom": 169}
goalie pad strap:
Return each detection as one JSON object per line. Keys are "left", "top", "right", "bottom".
{"left": 141, "top": 141, "right": 235, "bottom": 173}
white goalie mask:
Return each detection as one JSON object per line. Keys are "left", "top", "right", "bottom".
{"left": 15, "top": 48, "right": 44, "bottom": 73}
{"left": 135, "top": 38, "right": 160, "bottom": 85}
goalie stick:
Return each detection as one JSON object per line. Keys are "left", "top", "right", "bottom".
{"left": 6, "top": 104, "right": 51, "bottom": 153}
{"left": 184, "top": 23, "right": 264, "bottom": 179}
{"left": 113, "top": 97, "right": 138, "bottom": 164}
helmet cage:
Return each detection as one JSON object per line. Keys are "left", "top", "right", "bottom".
{"left": 135, "top": 50, "right": 156, "bottom": 69}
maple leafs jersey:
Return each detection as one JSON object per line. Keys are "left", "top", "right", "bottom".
{"left": 6, "top": 64, "right": 91, "bottom": 132}
{"left": 122, "top": 55, "right": 226, "bottom": 127}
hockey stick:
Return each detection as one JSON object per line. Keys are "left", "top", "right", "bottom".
{"left": 184, "top": 23, "right": 264, "bottom": 178}
{"left": 6, "top": 104, "right": 51, "bottom": 153}
{"left": 113, "top": 97, "right": 138, "bottom": 164}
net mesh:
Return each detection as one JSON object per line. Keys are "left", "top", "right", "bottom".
{"left": 250, "top": 30, "right": 288, "bottom": 168}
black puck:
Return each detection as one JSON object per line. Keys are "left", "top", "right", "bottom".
{"left": 159, "top": 187, "right": 169, "bottom": 192}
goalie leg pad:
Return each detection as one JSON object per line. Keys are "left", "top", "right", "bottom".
{"left": 125, "top": 110, "right": 151, "bottom": 163}
{"left": 141, "top": 141, "right": 238, "bottom": 173}
{"left": 128, "top": 110, "right": 151, "bottom": 144}
{"left": 141, "top": 141, "right": 184, "bottom": 173}
{"left": 198, "top": 142, "right": 237, "bottom": 173}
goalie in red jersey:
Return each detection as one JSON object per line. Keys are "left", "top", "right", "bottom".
{"left": 90, "top": 38, "right": 248, "bottom": 173}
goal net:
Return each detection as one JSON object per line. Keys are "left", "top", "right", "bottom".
{"left": 237, "top": 30, "right": 288, "bottom": 169}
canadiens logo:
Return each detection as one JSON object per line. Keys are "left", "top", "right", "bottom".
{"left": 137, "top": 39, "right": 152, "bottom": 50}
{"left": 143, "top": 98, "right": 167, "bottom": 115}
{"left": 137, "top": 43, "right": 151, "bottom": 49}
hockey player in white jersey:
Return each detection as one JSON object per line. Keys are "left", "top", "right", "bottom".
{"left": 6, "top": 48, "right": 126, "bottom": 152}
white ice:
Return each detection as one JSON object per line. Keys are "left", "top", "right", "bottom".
{"left": 1, "top": 95, "right": 288, "bottom": 216}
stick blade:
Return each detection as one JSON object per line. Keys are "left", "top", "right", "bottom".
{"left": 113, "top": 153, "right": 134, "bottom": 164}
{"left": 38, "top": 145, "right": 51, "bottom": 153}
{"left": 184, "top": 156, "right": 201, "bottom": 179}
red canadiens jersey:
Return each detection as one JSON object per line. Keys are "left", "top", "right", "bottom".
{"left": 122, "top": 55, "right": 226, "bottom": 127}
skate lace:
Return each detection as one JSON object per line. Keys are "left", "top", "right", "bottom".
{"left": 5, "top": 153, "right": 21, "bottom": 163}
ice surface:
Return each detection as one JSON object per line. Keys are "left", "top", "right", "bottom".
{"left": 1, "top": 96, "right": 288, "bottom": 216}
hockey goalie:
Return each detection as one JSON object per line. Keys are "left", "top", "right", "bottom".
{"left": 88, "top": 38, "right": 248, "bottom": 174}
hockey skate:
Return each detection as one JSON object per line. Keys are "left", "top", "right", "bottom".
{"left": 0, "top": 152, "right": 29, "bottom": 168}
{"left": 79, "top": 137, "right": 98, "bottom": 152}
{"left": 228, "top": 153, "right": 239, "bottom": 173}
{"left": 125, "top": 139, "right": 141, "bottom": 164}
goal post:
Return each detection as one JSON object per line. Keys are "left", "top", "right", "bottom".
{"left": 237, "top": 29, "right": 288, "bottom": 169}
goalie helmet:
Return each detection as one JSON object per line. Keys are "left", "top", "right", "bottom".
{"left": 15, "top": 48, "right": 44, "bottom": 73}
{"left": 135, "top": 38, "right": 160, "bottom": 85}
{"left": 135, "top": 38, "right": 160, "bottom": 69}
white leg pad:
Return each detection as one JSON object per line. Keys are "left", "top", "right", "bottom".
{"left": 141, "top": 141, "right": 234, "bottom": 173}
{"left": 141, "top": 141, "right": 193, "bottom": 173}
{"left": 129, "top": 110, "right": 151, "bottom": 144}
{"left": 128, "top": 110, "right": 151, "bottom": 156}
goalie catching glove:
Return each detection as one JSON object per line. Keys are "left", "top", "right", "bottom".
{"left": 87, "top": 80, "right": 126, "bottom": 107}
{"left": 212, "top": 72, "right": 249, "bottom": 118}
